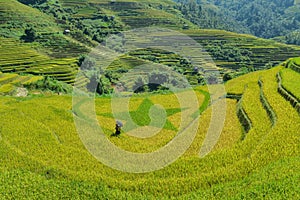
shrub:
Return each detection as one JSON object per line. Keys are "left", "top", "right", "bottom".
{"left": 86, "top": 73, "right": 112, "bottom": 95}
{"left": 21, "top": 27, "right": 37, "bottom": 42}
{"left": 78, "top": 55, "right": 96, "bottom": 70}
{"left": 132, "top": 76, "right": 148, "bottom": 93}
{"left": 18, "top": 0, "right": 47, "bottom": 5}
{"left": 25, "top": 76, "right": 72, "bottom": 94}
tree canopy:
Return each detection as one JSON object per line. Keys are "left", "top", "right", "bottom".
{"left": 175, "top": 0, "right": 300, "bottom": 43}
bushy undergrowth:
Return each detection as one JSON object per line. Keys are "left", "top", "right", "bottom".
{"left": 25, "top": 76, "right": 73, "bottom": 94}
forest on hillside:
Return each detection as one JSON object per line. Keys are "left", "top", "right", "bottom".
{"left": 17, "top": 0, "right": 300, "bottom": 45}
{"left": 175, "top": 0, "right": 300, "bottom": 45}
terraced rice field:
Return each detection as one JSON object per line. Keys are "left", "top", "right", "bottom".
{"left": 0, "top": 0, "right": 299, "bottom": 198}
{"left": 60, "top": 0, "right": 193, "bottom": 30}
{"left": 0, "top": 0, "right": 58, "bottom": 38}
{"left": 0, "top": 63, "right": 299, "bottom": 198}
{"left": 287, "top": 57, "right": 300, "bottom": 73}
{"left": 185, "top": 29, "right": 300, "bottom": 70}
{"left": 0, "top": 0, "right": 90, "bottom": 58}
{"left": 0, "top": 37, "right": 80, "bottom": 84}
{"left": 0, "top": 72, "right": 43, "bottom": 95}
{"left": 280, "top": 68, "right": 300, "bottom": 100}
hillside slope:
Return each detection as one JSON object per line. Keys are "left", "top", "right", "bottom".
{"left": 0, "top": 37, "right": 80, "bottom": 84}
{"left": 0, "top": 0, "right": 89, "bottom": 58}
{"left": 0, "top": 63, "right": 299, "bottom": 198}
{"left": 0, "top": 0, "right": 58, "bottom": 38}
{"left": 1, "top": 0, "right": 300, "bottom": 91}
{"left": 175, "top": 0, "right": 300, "bottom": 44}
{"left": 58, "top": 0, "right": 194, "bottom": 29}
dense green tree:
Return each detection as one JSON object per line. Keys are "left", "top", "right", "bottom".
{"left": 133, "top": 76, "right": 148, "bottom": 93}
{"left": 18, "top": 0, "right": 47, "bottom": 5}
{"left": 87, "top": 73, "right": 111, "bottom": 95}
{"left": 21, "top": 27, "right": 37, "bottom": 42}
{"left": 78, "top": 55, "right": 96, "bottom": 70}
{"left": 26, "top": 76, "right": 72, "bottom": 94}
{"left": 286, "top": 30, "right": 300, "bottom": 45}
{"left": 148, "top": 71, "right": 169, "bottom": 91}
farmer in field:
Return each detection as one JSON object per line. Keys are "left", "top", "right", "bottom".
{"left": 114, "top": 120, "right": 123, "bottom": 136}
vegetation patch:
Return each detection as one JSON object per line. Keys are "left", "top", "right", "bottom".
{"left": 0, "top": 72, "right": 42, "bottom": 95}
{"left": 235, "top": 90, "right": 252, "bottom": 139}
{"left": 277, "top": 71, "right": 300, "bottom": 114}
{"left": 258, "top": 78, "right": 277, "bottom": 126}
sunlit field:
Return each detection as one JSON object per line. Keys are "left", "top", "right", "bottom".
{"left": 0, "top": 64, "right": 299, "bottom": 199}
